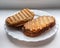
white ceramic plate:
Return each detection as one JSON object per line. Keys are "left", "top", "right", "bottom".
{"left": 4, "top": 10, "right": 58, "bottom": 42}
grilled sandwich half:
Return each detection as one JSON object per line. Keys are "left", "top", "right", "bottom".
{"left": 22, "top": 16, "right": 55, "bottom": 37}
{"left": 6, "top": 8, "right": 35, "bottom": 27}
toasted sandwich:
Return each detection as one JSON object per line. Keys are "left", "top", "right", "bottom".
{"left": 22, "top": 16, "right": 55, "bottom": 37}
{"left": 6, "top": 8, "right": 35, "bottom": 27}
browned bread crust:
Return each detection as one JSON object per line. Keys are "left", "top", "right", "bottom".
{"left": 22, "top": 16, "right": 55, "bottom": 37}
{"left": 6, "top": 8, "right": 35, "bottom": 27}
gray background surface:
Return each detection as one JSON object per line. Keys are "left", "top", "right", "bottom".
{"left": 0, "top": 0, "right": 60, "bottom": 9}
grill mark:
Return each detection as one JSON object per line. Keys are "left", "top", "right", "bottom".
{"left": 46, "top": 16, "right": 50, "bottom": 24}
{"left": 31, "top": 18, "right": 42, "bottom": 30}
{"left": 20, "top": 11, "right": 26, "bottom": 19}
{"left": 39, "top": 17, "right": 45, "bottom": 29}
{"left": 43, "top": 16, "right": 49, "bottom": 25}
{"left": 21, "top": 10, "right": 27, "bottom": 19}
{"left": 43, "top": 17, "right": 47, "bottom": 27}
{"left": 38, "top": 20, "right": 42, "bottom": 29}
{"left": 14, "top": 14, "right": 19, "bottom": 21}
{"left": 26, "top": 8, "right": 34, "bottom": 16}
{"left": 24, "top": 10, "right": 31, "bottom": 19}
{"left": 16, "top": 14, "right": 20, "bottom": 20}
{"left": 24, "top": 9, "right": 29, "bottom": 16}
{"left": 7, "top": 17, "right": 12, "bottom": 24}
{"left": 47, "top": 17, "right": 51, "bottom": 23}
{"left": 39, "top": 17, "right": 43, "bottom": 28}
{"left": 35, "top": 19, "right": 38, "bottom": 28}
{"left": 29, "top": 21, "right": 33, "bottom": 30}
{"left": 40, "top": 17, "right": 45, "bottom": 28}
{"left": 31, "top": 21, "right": 35, "bottom": 30}
{"left": 18, "top": 11, "right": 25, "bottom": 20}
{"left": 8, "top": 17, "right": 12, "bottom": 22}
{"left": 10, "top": 16, "right": 15, "bottom": 22}
{"left": 48, "top": 17, "right": 54, "bottom": 23}
{"left": 9, "top": 16, "right": 17, "bottom": 24}
{"left": 32, "top": 20, "right": 36, "bottom": 28}
{"left": 26, "top": 21, "right": 31, "bottom": 30}
{"left": 18, "top": 12, "right": 23, "bottom": 20}
{"left": 50, "top": 16, "right": 55, "bottom": 22}
{"left": 12, "top": 16, "right": 16, "bottom": 23}
{"left": 23, "top": 9, "right": 31, "bottom": 18}
{"left": 23, "top": 9, "right": 31, "bottom": 17}
{"left": 21, "top": 10, "right": 28, "bottom": 18}
{"left": 43, "top": 16, "right": 46, "bottom": 25}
